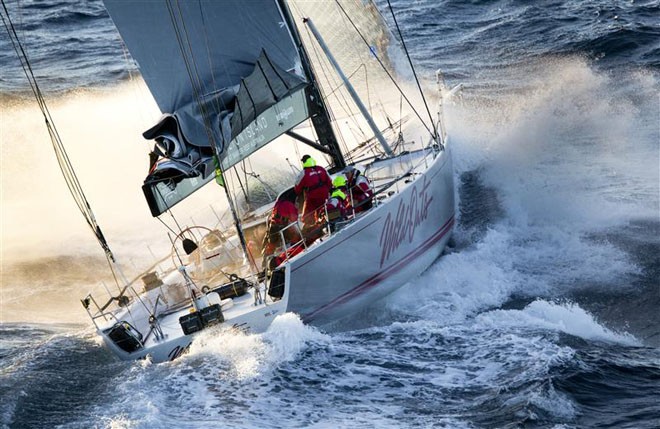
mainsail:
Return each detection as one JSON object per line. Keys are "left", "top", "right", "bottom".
{"left": 104, "top": 0, "right": 315, "bottom": 216}
{"left": 104, "top": 0, "right": 429, "bottom": 216}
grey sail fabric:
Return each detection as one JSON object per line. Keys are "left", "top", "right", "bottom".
{"left": 142, "top": 53, "right": 312, "bottom": 216}
{"left": 104, "top": 0, "right": 304, "bottom": 151}
{"left": 231, "top": 50, "right": 307, "bottom": 140}
{"left": 103, "top": 0, "right": 311, "bottom": 216}
{"left": 220, "top": 50, "right": 311, "bottom": 171}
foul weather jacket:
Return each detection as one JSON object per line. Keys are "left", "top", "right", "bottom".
{"left": 294, "top": 165, "right": 332, "bottom": 221}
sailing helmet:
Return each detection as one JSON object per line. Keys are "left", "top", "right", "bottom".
{"left": 333, "top": 174, "right": 347, "bottom": 188}
{"left": 301, "top": 155, "right": 316, "bottom": 168}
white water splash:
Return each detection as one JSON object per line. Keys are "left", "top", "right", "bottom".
{"left": 476, "top": 299, "right": 641, "bottom": 346}
{"left": 449, "top": 57, "right": 659, "bottom": 228}
{"left": 182, "top": 313, "right": 328, "bottom": 379}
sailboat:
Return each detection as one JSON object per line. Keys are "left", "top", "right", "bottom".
{"left": 8, "top": 0, "right": 457, "bottom": 363}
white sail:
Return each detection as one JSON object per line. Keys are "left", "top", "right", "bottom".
{"left": 288, "top": 0, "right": 434, "bottom": 158}
{"left": 68, "top": 0, "right": 457, "bottom": 364}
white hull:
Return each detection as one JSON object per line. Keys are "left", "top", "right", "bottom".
{"left": 95, "top": 144, "right": 454, "bottom": 363}
{"left": 286, "top": 145, "right": 454, "bottom": 325}
{"left": 100, "top": 291, "right": 288, "bottom": 362}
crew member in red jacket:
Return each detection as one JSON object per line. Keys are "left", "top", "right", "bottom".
{"left": 262, "top": 197, "right": 302, "bottom": 269}
{"left": 262, "top": 199, "right": 299, "bottom": 253}
{"left": 294, "top": 155, "right": 332, "bottom": 227}
{"left": 345, "top": 165, "right": 374, "bottom": 213}
{"left": 324, "top": 175, "right": 350, "bottom": 232}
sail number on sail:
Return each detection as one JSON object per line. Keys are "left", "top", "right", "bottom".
{"left": 236, "top": 117, "right": 269, "bottom": 145}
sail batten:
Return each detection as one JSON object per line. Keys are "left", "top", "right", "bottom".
{"left": 104, "top": 0, "right": 303, "bottom": 108}
{"left": 103, "top": 0, "right": 315, "bottom": 216}
{"left": 104, "top": 0, "right": 304, "bottom": 149}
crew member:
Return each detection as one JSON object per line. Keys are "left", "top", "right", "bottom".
{"left": 294, "top": 154, "right": 332, "bottom": 228}
{"left": 262, "top": 198, "right": 301, "bottom": 265}
{"left": 324, "top": 175, "right": 349, "bottom": 232}
{"left": 345, "top": 165, "right": 374, "bottom": 213}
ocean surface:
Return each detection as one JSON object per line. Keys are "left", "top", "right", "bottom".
{"left": 1, "top": 0, "right": 659, "bottom": 428}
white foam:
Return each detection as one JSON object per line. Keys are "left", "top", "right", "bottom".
{"left": 103, "top": 415, "right": 137, "bottom": 429}
{"left": 80, "top": 314, "right": 331, "bottom": 428}
{"left": 390, "top": 227, "right": 526, "bottom": 323}
{"left": 183, "top": 325, "right": 266, "bottom": 379}
{"left": 476, "top": 300, "right": 641, "bottom": 346}
{"left": 389, "top": 216, "right": 637, "bottom": 328}
{"left": 529, "top": 383, "right": 577, "bottom": 420}
{"left": 182, "top": 313, "right": 327, "bottom": 378}
{"left": 449, "top": 57, "right": 658, "bottom": 228}
{"left": 386, "top": 59, "right": 654, "bottom": 327}
{"left": 261, "top": 312, "right": 329, "bottom": 363}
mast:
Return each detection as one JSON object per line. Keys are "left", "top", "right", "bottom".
{"left": 277, "top": 0, "right": 346, "bottom": 170}
{"left": 303, "top": 17, "right": 393, "bottom": 157}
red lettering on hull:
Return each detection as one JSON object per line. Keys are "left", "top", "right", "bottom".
{"left": 379, "top": 177, "right": 434, "bottom": 267}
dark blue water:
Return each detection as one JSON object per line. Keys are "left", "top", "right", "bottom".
{"left": 2, "top": 1, "right": 659, "bottom": 428}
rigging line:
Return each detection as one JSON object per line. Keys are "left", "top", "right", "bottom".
{"left": 170, "top": 0, "right": 215, "bottom": 147}
{"left": 399, "top": 94, "right": 403, "bottom": 135}
{"left": 302, "top": 26, "right": 351, "bottom": 157}
{"left": 166, "top": 2, "right": 255, "bottom": 272}
{"left": 283, "top": 0, "right": 347, "bottom": 169}
{"left": 289, "top": 8, "right": 347, "bottom": 130}
{"left": 333, "top": 0, "right": 434, "bottom": 139}
{"left": 165, "top": 4, "right": 220, "bottom": 170}
{"left": 385, "top": 0, "right": 437, "bottom": 139}
{"left": 168, "top": 2, "right": 228, "bottom": 170}
{"left": 240, "top": 159, "right": 250, "bottom": 201}
{"left": 303, "top": 24, "right": 365, "bottom": 151}
{"left": 154, "top": 185, "right": 187, "bottom": 237}
{"left": 363, "top": 63, "right": 373, "bottom": 121}
{"left": 306, "top": 26, "right": 361, "bottom": 130}
{"left": 197, "top": 1, "right": 225, "bottom": 114}
{"left": 322, "top": 63, "right": 367, "bottom": 101}
{"left": 157, "top": 214, "right": 183, "bottom": 238}
{"left": 1, "top": 0, "right": 116, "bottom": 262}
{"left": 2, "top": 19, "right": 91, "bottom": 220}
{"left": 104, "top": 253, "right": 122, "bottom": 296}
{"left": 234, "top": 162, "right": 249, "bottom": 208}
{"left": 288, "top": 2, "right": 353, "bottom": 160}
{"left": 333, "top": 6, "right": 374, "bottom": 118}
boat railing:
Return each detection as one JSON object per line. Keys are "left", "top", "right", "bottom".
{"left": 262, "top": 148, "right": 439, "bottom": 267}
{"left": 319, "top": 148, "right": 438, "bottom": 237}
{"left": 263, "top": 220, "right": 307, "bottom": 268}
{"left": 81, "top": 282, "right": 155, "bottom": 330}
{"left": 81, "top": 262, "right": 195, "bottom": 333}
{"left": 280, "top": 221, "right": 307, "bottom": 254}
{"left": 259, "top": 147, "right": 428, "bottom": 265}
